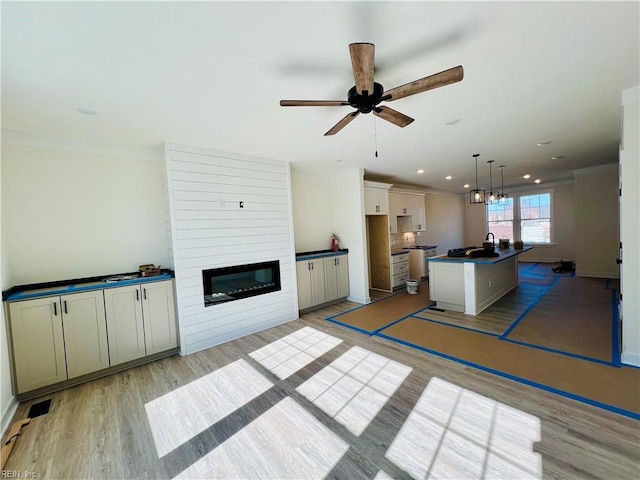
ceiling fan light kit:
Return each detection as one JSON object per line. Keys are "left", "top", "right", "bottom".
{"left": 470, "top": 154, "right": 486, "bottom": 205}
{"left": 280, "top": 42, "right": 463, "bottom": 136}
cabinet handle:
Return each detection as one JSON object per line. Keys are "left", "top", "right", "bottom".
{"left": 53, "top": 302, "right": 57, "bottom": 316}
{"left": 311, "top": 262, "right": 314, "bottom": 270}
{"left": 308, "top": 262, "right": 311, "bottom": 271}
{"left": 63, "top": 301, "right": 67, "bottom": 314}
{"left": 337, "top": 258, "right": 340, "bottom": 266}
{"left": 143, "top": 288, "right": 147, "bottom": 300}
{"left": 136, "top": 289, "right": 139, "bottom": 301}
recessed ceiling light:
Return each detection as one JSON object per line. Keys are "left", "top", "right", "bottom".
{"left": 551, "top": 155, "right": 565, "bottom": 160}
{"left": 463, "top": 184, "right": 470, "bottom": 188}
{"left": 445, "top": 118, "right": 461, "bottom": 125}
{"left": 535, "top": 179, "right": 541, "bottom": 184}
{"left": 335, "top": 159, "right": 343, "bottom": 163}
{"left": 537, "top": 141, "right": 552, "bottom": 146}
{"left": 76, "top": 107, "right": 96, "bottom": 115}
{"left": 523, "top": 174, "right": 531, "bottom": 179}
{"left": 445, "top": 175, "right": 452, "bottom": 180}
{"left": 417, "top": 169, "right": 424, "bottom": 174}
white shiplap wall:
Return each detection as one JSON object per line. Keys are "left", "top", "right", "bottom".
{"left": 164, "top": 143, "right": 298, "bottom": 355}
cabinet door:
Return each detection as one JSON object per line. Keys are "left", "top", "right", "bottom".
{"left": 323, "top": 257, "right": 339, "bottom": 302}
{"left": 309, "top": 259, "right": 326, "bottom": 306}
{"left": 411, "top": 195, "right": 426, "bottom": 231}
{"left": 364, "top": 187, "right": 378, "bottom": 215}
{"left": 296, "top": 261, "right": 314, "bottom": 310}
{"left": 104, "top": 285, "right": 146, "bottom": 366}
{"left": 336, "top": 255, "right": 350, "bottom": 298}
{"left": 9, "top": 297, "right": 67, "bottom": 393}
{"left": 61, "top": 290, "right": 110, "bottom": 379}
{"left": 388, "top": 193, "right": 400, "bottom": 232}
{"left": 375, "top": 188, "right": 389, "bottom": 215}
{"left": 141, "top": 280, "right": 178, "bottom": 355}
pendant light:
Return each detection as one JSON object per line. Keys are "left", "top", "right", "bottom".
{"left": 498, "top": 165, "right": 508, "bottom": 203}
{"left": 469, "top": 154, "right": 485, "bottom": 204}
{"left": 485, "top": 160, "right": 499, "bottom": 205}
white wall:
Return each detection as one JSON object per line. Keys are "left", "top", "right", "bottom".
{"left": 574, "top": 165, "right": 620, "bottom": 278}
{"left": 418, "top": 191, "right": 465, "bottom": 254}
{"left": 290, "top": 174, "right": 334, "bottom": 252}
{"left": 330, "top": 168, "right": 369, "bottom": 304}
{"left": 620, "top": 85, "right": 640, "bottom": 366}
{"left": 1, "top": 144, "right": 170, "bottom": 284}
{"left": 1, "top": 153, "right": 18, "bottom": 436}
{"left": 164, "top": 144, "right": 298, "bottom": 355}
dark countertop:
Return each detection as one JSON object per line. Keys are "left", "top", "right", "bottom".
{"left": 3, "top": 270, "right": 174, "bottom": 302}
{"left": 404, "top": 245, "right": 437, "bottom": 250}
{"left": 391, "top": 250, "right": 410, "bottom": 256}
{"left": 296, "top": 249, "right": 349, "bottom": 261}
{"left": 428, "top": 246, "right": 533, "bottom": 265}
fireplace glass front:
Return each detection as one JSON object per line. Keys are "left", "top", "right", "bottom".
{"left": 203, "top": 260, "right": 281, "bottom": 306}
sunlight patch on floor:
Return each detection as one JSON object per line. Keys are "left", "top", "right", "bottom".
{"left": 173, "top": 396, "right": 349, "bottom": 479}
{"left": 249, "top": 326, "right": 342, "bottom": 379}
{"left": 145, "top": 358, "right": 273, "bottom": 458}
{"left": 296, "top": 346, "right": 412, "bottom": 436}
{"left": 386, "top": 377, "right": 542, "bottom": 479}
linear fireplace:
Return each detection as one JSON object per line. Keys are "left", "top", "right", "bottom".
{"left": 203, "top": 260, "right": 281, "bottom": 306}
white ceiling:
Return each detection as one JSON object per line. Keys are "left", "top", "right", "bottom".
{"left": 2, "top": 1, "right": 638, "bottom": 193}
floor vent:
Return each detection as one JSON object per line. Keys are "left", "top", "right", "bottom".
{"left": 27, "top": 399, "right": 51, "bottom": 419}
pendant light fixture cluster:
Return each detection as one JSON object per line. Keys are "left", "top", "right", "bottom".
{"left": 469, "top": 153, "right": 508, "bottom": 205}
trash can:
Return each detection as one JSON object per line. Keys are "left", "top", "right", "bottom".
{"left": 407, "top": 279, "right": 419, "bottom": 295}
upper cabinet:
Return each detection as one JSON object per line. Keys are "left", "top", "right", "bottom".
{"left": 364, "top": 181, "right": 392, "bottom": 215}
{"left": 388, "top": 190, "right": 426, "bottom": 232}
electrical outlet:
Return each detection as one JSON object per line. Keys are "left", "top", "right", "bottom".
{"left": 239, "top": 201, "right": 244, "bottom": 208}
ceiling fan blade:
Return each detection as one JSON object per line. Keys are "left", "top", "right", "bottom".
{"left": 349, "top": 43, "right": 375, "bottom": 96}
{"left": 383, "top": 65, "right": 464, "bottom": 101}
{"left": 324, "top": 111, "right": 360, "bottom": 136}
{"left": 373, "top": 106, "right": 414, "bottom": 127}
{"left": 280, "top": 100, "right": 350, "bottom": 107}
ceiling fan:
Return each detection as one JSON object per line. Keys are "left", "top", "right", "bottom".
{"left": 280, "top": 43, "right": 464, "bottom": 136}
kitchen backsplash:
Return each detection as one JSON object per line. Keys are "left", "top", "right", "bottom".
{"left": 390, "top": 232, "right": 416, "bottom": 249}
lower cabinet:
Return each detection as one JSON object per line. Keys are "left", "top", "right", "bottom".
{"left": 324, "top": 255, "right": 349, "bottom": 302}
{"left": 296, "top": 253, "right": 349, "bottom": 311}
{"left": 296, "top": 259, "right": 326, "bottom": 310}
{"left": 391, "top": 253, "right": 410, "bottom": 289}
{"left": 8, "top": 279, "right": 178, "bottom": 395}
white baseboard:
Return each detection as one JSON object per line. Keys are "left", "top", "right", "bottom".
{"left": 1, "top": 395, "right": 19, "bottom": 438}
{"left": 621, "top": 352, "right": 640, "bottom": 367}
{"left": 576, "top": 270, "right": 619, "bottom": 279}
{"left": 346, "top": 294, "right": 369, "bottom": 304}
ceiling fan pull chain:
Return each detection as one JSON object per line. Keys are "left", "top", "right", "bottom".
{"left": 374, "top": 115, "right": 379, "bottom": 157}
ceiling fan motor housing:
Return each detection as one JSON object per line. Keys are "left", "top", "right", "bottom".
{"left": 348, "top": 82, "right": 385, "bottom": 114}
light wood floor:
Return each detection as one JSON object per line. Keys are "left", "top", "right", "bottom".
{"left": 4, "top": 296, "right": 639, "bottom": 479}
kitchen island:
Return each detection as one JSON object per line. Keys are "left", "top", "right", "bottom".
{"left": 428, "top": 247, "right": 533, "bottom": 315}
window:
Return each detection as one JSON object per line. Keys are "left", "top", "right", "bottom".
{"left": 487, "top": 198, "right": 514, "bottom": 240}
{"left": 486, "top": 190, "right": 553, "bottom": 244}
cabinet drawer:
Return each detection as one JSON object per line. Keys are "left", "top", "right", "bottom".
{"left": 391, "top": 253, "right": 409, "bottom": 264}
{"left": 424, "top": 248, "right": 437, "bottom": 257}
{"left": 392, "top": 273, "right": 409, "bottom": 288}
{"left": 391, "top": 261, "right": 409, "bottom": 275}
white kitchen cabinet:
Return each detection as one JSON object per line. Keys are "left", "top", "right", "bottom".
{"left": 390, "top": 252, "right": 410, "bottom": 289}
{"left": 364, "top": 181, "right": 392, "bottom": 215}
{"left": 142, "top": 280, "right": 178, "bottom": 355}
{"left": 104, "top": 284, "right": 146, "bottom": 366}
{"left": 411, "top": 194, "right": 426, "bottom": 231}
{"left": 9, "top": 297, "right": 67, "bottom": 393}
{"left": 104, "top": 280, "right": 177, "bottom": 363}
{"left": 324, "top": 255, "right": 349, "bottom": 302}
{"left": 296, "top": 258, "right": 326, "bottom": 310}
{"left": 9, "top": 289, "right": 109, "bottom": 392}
{"left": 61, "top": 290, "right": 110, "bottom": 379}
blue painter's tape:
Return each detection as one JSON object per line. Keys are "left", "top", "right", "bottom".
{"left": 502, "top": 338, "right": 616, "bottom": 367}
{"left": 327, "top": 289, "right": 407, "bottom": 321}
{"left": 611, "top": 288, "right": 621, "bottom": 367}
{"left": 325, "top": 317, "right": 374, "bottom": 336}
{"left": 410, "top": 315, "right": 500, "bottom": 337}
{"left": 500, "top": 277, "right": 559, "bottom": 339}
{"left": 375, "top": 332, "right": 640, "bottom": 421}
